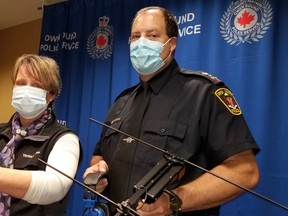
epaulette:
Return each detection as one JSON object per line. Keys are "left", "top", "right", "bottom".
{"left": 114, "top": 83, "right": 141, "bottom": 102}
{"left": 180, "top": 69, "right": 223, "bottom": 85}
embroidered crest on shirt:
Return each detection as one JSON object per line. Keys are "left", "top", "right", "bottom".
{"left": 215, "top": 88, "right": 242, "bottom": 115}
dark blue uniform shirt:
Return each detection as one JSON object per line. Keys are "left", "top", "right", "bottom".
{"left": 94, "top": 59, "right": 259, "bottom": 215}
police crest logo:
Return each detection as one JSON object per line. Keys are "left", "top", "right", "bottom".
{"left": 220, "top": 0, "right": 273, "bottom": 45}
{"left": 215, "top": 88, "right": 242, "bottom": 115}
{"left": 87, "top": 16, "right": 114, "bottom": 59}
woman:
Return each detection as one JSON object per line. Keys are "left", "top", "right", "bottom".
{"left": 0, "top": 54, "right": 81, "bottom": 215}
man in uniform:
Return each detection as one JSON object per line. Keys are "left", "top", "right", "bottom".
{"left": 84, "top": 6, "right": 260, "bottom": 216}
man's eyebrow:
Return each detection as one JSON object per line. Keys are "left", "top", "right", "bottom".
{"left": 131, "top": 29, "right": 160, "bottom": 35}
{"left": 146, "top": 29, "right": 160, "bottom": 33}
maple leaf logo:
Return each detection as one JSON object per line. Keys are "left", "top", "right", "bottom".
{"left": 96, "top": 35, "right": 107, "bottom": 48}
{"left": 237, "top": 11, "right": 255, "bottom": 28}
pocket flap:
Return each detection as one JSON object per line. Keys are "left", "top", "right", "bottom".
{"left": 144, "top": 120, "right": 187, "bottom": 139}
{"left": 104, "top": 119, "right": 122, "bottom": 137}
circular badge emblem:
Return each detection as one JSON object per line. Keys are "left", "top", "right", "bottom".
{"left": 87, "top": 16, "right": 113, "bottom": 60}
{"left": 220, "top": 0, "right": 273, "bottom": 45}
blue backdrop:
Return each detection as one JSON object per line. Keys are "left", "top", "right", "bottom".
{"left": 39, "top": 0, "right": 288, "bottom": 215}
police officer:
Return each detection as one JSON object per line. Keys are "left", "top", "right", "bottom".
{"left": 83, "top": 6, "right": 260, "bottom": 216}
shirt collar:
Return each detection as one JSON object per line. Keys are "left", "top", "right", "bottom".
{"left": 146, "top": 59, "right": 180, "bottom": 94}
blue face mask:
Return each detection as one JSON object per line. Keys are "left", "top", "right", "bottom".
{"left": 11, "top": 86, "right": 48, "bottom": 119}
{"left": 130, "top": 37, "right": 171, "bottom": 75}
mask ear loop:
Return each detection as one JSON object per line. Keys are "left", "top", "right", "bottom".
{"left": 47, "top": 100, "right": 54, "bottom": 110}
{"left": 163, "top": 36, "right": 178, "bottom": 64}
{"left": 161, "top": 38, "right": 173, "bottom": 64}
{"left": 162, "top": 51, "right": 172, "bottom": 64}
{"left": 163, "top": 37, "right": 173, "bottom": 46}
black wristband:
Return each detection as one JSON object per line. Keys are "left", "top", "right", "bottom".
{"left": 164, "top": 189, "right": 182, "bottom": 215}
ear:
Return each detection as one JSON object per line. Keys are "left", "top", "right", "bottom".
{"left": 169, "top": 37, "right": 178, "bottom": 53}
{"left": 46, "top": 92, "right": 56, "bottom": 104}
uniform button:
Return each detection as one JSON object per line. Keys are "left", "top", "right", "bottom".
{"left": 160, "top": 129, "right": 165, "bottom": 133}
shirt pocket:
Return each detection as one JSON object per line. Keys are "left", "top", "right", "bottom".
{"left": 101, "top": 120, "right": 123, "bottom": 163}
{"left": 140, "top": 119, "right": 187, "bottom": 166}
{"left": 145, "top": 120, "right": 187, "bottom": 139}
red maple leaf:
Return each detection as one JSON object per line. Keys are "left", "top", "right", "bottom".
{"left": 96, "top": 35, "right": 107, "bottom": 48}
{"left": 237, "top": 11, "right": 255, "bottom": 28}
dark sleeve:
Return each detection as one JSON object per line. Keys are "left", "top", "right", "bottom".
{"left": 201, "top": 85, "right": 260, "bottom": 167}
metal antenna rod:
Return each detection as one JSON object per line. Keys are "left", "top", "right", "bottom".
{"left": 89, "top": 117, "right": 288, "bottom": 211}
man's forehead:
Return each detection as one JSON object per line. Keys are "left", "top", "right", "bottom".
{"left": 132, "top": 11, "right": 165, "bottom": 31}
{"left": 136, "top": 9, "right": 163, "bottom": 20}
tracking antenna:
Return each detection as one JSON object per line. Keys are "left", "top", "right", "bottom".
{"left": 38, "top": 159, "right": 140, "bottom": 216}
{"left": 89, "top": 117, "right": 288, "bottom": 211}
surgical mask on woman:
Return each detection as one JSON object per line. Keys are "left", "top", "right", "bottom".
{"left": 11, "top": 86, "right": 48, "bottom": 119}
{"left": 130, "top": 37, "right": 171, "bottom": 75}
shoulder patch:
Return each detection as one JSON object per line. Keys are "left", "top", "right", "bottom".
{"left": 180, "top": 70, "right": 222, "bottom": 85}
{"left": 215, "top": 88, "right": 242, "bottom": 115}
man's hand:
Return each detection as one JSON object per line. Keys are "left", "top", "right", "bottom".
{"left": 136, "top": 192, "right": 172, "bottom": 216}
{"left": 83, "top": 159, "right": 109, "bottom": 193}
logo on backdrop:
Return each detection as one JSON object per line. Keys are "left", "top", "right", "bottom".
{"left": 87, "top": 16, "right": 113, "bottom": 60}
{"left": 220, "top": 0, "right": 273, "bottom": 45}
